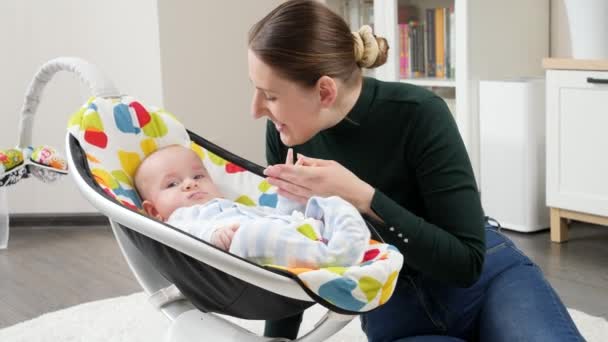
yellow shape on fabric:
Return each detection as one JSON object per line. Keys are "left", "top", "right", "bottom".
{"left": 296, "top": 224, "right": 318, "bottom": 241}
{"left": 359, "top": 276, "right": 382, "bottom": 302}
{"left": 118, "top": 150, "right": 142, "bottom": 177}
{"left": 82, "top": 111, "right": 104, "bottom": 131}
{"left": 111, "top": 170, "right": 133, "bottom": 187}
{"left": 235, "top": 195, "right": 255, "bottom": 206}
{"left": 68, "top": 108, "right": 85, "bottom": 129}
{"left": 140, "top": 139, "right": 157, "bottom": 157}
{"left": 85, "top": 153, "right": 100, "bottom": 164}
{"left": 265, "top": 265, "right": 313, "bottom": 275}
{"left": 91, "top": 168, "right": 118, "bottom": 188}
{"left": 67, "top": 97, "right": 95, "bottom": 129}
{"left": 0, "top": 149, "right": 24, "bottom": 171}
{"left": 325, "top": 267, "right": 347, "bottom": 276}
{"left": 191, "top": 143, "right": 205, "bottom": 160}
{"left": 287, "top": 267, "right": 314, "bottom": 275}
{"left": 380, "top": 271, "right": 399, "bottom": 305}
{"left": 258, "top": 179, "right": 272, "bottom": 193}
{"left": 207, "top": 151, "right": 227, "bottom": 166}
{"left": 142, "top": 112, "right": 168, "bottom": 138}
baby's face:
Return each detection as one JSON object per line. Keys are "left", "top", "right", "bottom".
{"left": 136, "top": 145, "right": 222, "bottom": 220}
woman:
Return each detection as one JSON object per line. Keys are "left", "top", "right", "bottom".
{"left": 247, "top": 1, "right": 583, "bottom": 341}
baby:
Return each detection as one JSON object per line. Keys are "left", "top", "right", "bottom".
{"left": 133, "top": 144, "right": 370, "bottom": 268}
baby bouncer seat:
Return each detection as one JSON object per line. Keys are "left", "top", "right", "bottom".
{"left": 20, "top": 57, "right": 403, "bottom": 341}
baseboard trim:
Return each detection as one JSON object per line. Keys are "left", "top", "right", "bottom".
{"left": 9, "top": 213, "right": 108, "bottom": 227}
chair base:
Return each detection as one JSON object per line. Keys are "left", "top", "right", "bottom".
{"left": 165, "top": 309, "right": 355, "bottom": 342}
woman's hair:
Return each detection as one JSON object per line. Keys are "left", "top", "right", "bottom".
{"left": 248, "top": 0, "right": 389, "bottom": 87}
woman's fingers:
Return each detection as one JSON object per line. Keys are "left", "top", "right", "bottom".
{"left": 266, "top": 176, "right": 313, "bottom": 197}
{"left": 297, "top": 154, "right": 331, "bottom": 167}
{"left": 265, "top": 164, "right": 319, "bottom": 184}
{"left": 285, "top": 148, "right": 294, "bottom": 165}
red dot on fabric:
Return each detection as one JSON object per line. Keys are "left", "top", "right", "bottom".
{"left": 363, "top": 248, "right": 380, "bottom": 262}
{"left": 130, "top": 101, "right": 151, "bottom": 127}
{"left": 84, "top": 130, "right": 108, "bottom": 148}
{"left": 225, "top": 163, "right": 246, "bottom": 173}
{"left": 121, "top": 200, "right": 138, "bottom": 211}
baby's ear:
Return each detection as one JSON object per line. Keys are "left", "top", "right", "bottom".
{"left": 142, "top": 200, "right": 164, "bottom": 221}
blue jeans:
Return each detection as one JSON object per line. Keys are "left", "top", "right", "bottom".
{"left": 361, "top": 225, "right": 584, "bottom": 342}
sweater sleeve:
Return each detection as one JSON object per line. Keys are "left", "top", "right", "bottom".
{"left": 370, "top": 97, "right": 485, "bottom": 287}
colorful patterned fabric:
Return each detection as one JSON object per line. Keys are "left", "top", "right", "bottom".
{"left": 67, "top": 96, "right": 403, "bottom": 313}
{"left": 0, "top": 146, "right": 67, "bottom": 187}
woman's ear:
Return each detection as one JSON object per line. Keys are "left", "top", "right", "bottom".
{"left": 143, "top": 200, "right": 164, "bottom": 221}
{"left": 316, "top": 76, "right": 337, "bottom": 108}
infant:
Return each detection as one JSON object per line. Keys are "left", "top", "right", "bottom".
{"left": 134, "top": 144, "right": 370, "bottom": 268}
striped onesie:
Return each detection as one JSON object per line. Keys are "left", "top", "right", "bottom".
{"left": 167, "top": 196, "right": 370, "bottom": 268}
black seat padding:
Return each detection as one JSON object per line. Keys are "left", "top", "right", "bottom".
{"left": 124, "top": 227, "right": 313, "bottom": 319}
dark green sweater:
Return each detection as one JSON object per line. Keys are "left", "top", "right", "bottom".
{"left": 266, "top": 77, "right": 485, "bottom": 287}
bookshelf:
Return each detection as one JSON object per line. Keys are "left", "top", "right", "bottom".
{"left": 324, "top": 0, "right": 549, "bottom": 181}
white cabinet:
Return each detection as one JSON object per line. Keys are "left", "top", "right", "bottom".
{"left": 325, "top": 0, "right": 549, "bottom": 183}
{"left": 544, "top": 59, "right": 608, "bottom": 242}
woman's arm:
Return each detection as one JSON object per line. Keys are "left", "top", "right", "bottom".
{"left": 264, "top": 98, "right": 485, "bottom": 287}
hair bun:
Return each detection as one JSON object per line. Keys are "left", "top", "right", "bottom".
{"left": 352, "top": 25, "right": 389, "bottom": 68}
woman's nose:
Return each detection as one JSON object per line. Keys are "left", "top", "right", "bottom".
{"left": 251, "top": 91, "right": 267, "bottom": 119}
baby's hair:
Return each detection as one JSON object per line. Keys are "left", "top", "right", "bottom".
{"left": 248, "top": 0, "right": 389, "bottom": 88}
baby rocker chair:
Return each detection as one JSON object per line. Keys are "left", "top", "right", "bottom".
{"left": 20, "top": 57, "right": 403, "bottom": 341}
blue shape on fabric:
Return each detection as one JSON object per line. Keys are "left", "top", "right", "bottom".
{"left": 113, "top": 185, "right": 142, "bottom": 208}
{"left": 258, "top": 193, "right": 278, "bottom": 208}
{"left": 113, "top": 104, "right": 141, "bottom": 134}
{"left": 88, "top": 103, "right": 98, "bottom": 111}
{"left": 318, "top": 277, "right": 366, "bottom": 311}
{"left": 360, "top": 260, "right": 375, "bottom": 267}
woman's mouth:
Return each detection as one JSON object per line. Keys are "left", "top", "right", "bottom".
{"left": 274, "top": 121, "right": 285, "bottom": 132}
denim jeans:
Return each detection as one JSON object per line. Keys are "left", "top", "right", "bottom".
{"left": 360, "top": 224, "right": 584, "bottom": 341}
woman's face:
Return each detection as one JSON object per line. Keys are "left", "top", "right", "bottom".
{"left": 248, "top": 50, "right": 323, "bottom": 146}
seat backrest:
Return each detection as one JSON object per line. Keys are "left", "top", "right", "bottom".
{"left": 67, "top": 96, "right": 278, "bottom": 211}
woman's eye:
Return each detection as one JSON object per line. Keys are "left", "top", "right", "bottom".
{"left": 264, "top": 94, "right": 276, "bottom": 102}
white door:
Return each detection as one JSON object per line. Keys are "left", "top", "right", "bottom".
{"left": 546, "top": 70, "right": 608, "bottom": 217}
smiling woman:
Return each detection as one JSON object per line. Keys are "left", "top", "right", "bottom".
{"left": 246, "top": 0, "right": 584, "bottom": 341}
{"left": 247, "top": 0, "right": 387, "bottom": 147}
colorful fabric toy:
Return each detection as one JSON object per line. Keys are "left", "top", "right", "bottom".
{"left": 0, "top": 145, "right": 68, "bottom": 187}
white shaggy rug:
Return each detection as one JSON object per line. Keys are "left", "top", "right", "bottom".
{"left": 0, "top": 292, "right": 606, "bottom": 341}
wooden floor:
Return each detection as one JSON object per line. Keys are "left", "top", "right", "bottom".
{"left": 0, "top": 221, "right": 607, "bottom": 329}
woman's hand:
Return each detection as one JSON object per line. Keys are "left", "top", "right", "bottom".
{"left": 264, "top": 149, "right": 376, "bottom": 215}
{"left": 210, "top": 223, "right": 239, "bottom": 251}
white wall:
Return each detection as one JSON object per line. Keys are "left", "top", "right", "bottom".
{"left": 2, "top": 0, "right": 282, "bottom": 214}
{"left": 0, "top": 0, "right": 573, "bottom": 215}
{"left": 157, "top": 0, "right": 283, "bottom": 166}
{"left": 1, "top": 0, "right": 163, "bottom": 214}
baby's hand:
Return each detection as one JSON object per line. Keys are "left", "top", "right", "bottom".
{"left": 210, "top": 223, "right": 240, "bottom": 251}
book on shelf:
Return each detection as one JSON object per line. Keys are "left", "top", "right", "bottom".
{"left": 435, "top": 8, "right": 445, "bottom": 78}
{"left": 426, "top": 9, "right": 436, "bottom": 77}
{"left": 397, "top": 5, "right": 455, "bottom": 82}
